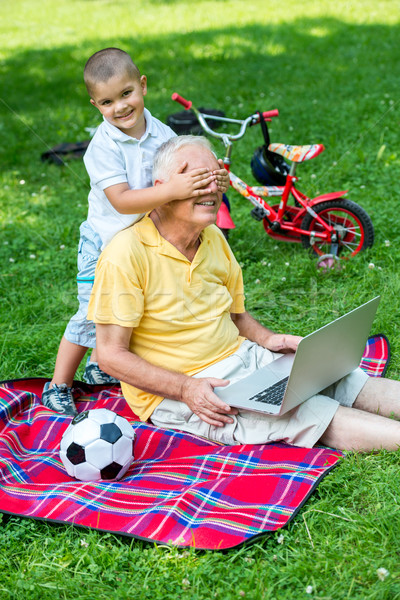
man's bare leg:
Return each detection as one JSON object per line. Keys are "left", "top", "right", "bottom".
{"left": 319, "top": 405, "right": 400, "bottom": 451}
{"left": 353, "top": 377, "right": 400, "bottom": 418}
{"left": 319, "top": 377, "right": 400, "bottom": 452}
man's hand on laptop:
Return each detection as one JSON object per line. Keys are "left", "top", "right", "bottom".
{"left": 266, "top": 334, "right": 302, "bottom": 354}
{"left": 181, "top": 377, "right": 238, "bottom": 427}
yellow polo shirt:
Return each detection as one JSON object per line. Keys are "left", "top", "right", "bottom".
{"left": 87, "top": 215, "right": 246, "bottom": 420}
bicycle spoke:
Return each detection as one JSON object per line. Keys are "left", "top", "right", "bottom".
{"left": 301, "top": 200, "right": 373, "bottom": 258}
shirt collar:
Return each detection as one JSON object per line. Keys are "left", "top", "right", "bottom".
{"left": 101, "top": 108, "right": 154, "bottom": 143}
{"left": 134, "top": 215, "right": 209, "bottom": 261}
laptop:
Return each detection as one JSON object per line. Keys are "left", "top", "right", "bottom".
{"left": 214, "top": 296, "right": 380, "bottom": 416}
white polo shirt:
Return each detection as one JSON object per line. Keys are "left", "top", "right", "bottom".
{"left": 83, "top": 108, "right": 176, "bottom": 248}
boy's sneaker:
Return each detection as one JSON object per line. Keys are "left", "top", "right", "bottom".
{"left": 83, "top": 360, "right": 119, "bottom": 385}
{"left": 42, "top": 382, "right": 78, "bottom": 417}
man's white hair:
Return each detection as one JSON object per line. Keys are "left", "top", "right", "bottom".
{"left": 152, "top": 135, "right": 213, "bottom": 183}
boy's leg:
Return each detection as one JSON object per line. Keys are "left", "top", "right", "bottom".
{"left": 42, "top": 335, "right": 86, "bottom": 416}
{"left": 42, "top": 222, "right": 103, "bottom": 415}
{"left": 51, "top": 336, "right": 88, "bottom": 388}
{"left": 60, "top": 221, "right": 116, "bottom": 386}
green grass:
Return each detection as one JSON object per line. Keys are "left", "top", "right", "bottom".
{"left": 1, "top": 0, "right": 400, "bottom": 598}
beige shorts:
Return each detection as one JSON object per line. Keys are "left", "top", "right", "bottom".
{"left": 151, "top": 340, "right": 369, "bottom": 448}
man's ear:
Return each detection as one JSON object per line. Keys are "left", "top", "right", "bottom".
{"left": 153, "top": 178, "right": 163, "bottom": 186}
{"left": 90, "top": 98, "right": 96, "bottom": 107}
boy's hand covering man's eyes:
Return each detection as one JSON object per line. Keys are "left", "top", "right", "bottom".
{"left": 169, "top": 161, "right": 216, "bottom": 199}
{"left": 213, "top": 159, "right": 230, "bottom": 193}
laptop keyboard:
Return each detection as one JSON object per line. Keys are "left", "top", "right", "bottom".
{"left": 250, "top": 376, "right": 289, "bottom": 406}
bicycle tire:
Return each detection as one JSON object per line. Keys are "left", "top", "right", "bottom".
{"left": 300, "top": 199, "right": 374, "bottom": 258}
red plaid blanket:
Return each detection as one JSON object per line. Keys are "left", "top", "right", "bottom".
{"left": 359, "top": 334, "right": 390, "bottom": 377}
{"left": 0, "top": 335, "right": 389, "bottom": 550}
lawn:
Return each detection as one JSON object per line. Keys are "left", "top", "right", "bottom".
{"left": 1, "top": 0, "right": 400, "bottom": 598}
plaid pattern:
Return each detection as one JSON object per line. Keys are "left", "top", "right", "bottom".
{"left": 359, "top": 334, "right": 390, "bottom": 377}
{"left": 0, "top": 336, "right": 389, "bottom": 549}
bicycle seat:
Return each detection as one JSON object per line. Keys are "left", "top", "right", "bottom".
{"left": 268, "top": 143, "right": 325, "bottom": 163}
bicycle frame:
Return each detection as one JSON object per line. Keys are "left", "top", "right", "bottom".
{"left": 171, "top": 94, "right": 370, "bottom": 256}
{"left": 228, "top": 167, "right": 347, "bottom": 244}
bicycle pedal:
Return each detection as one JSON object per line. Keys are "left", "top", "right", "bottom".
{"left": 250, "top": 206, "right": 268, "bottom": 221}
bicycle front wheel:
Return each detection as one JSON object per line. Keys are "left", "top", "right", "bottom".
{"left": 301, "top": 199, "right": 374, "bottom": 258}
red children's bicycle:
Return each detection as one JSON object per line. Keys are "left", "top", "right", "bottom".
{"left": 172, "top": 93, "right": 374, "bottom": 266}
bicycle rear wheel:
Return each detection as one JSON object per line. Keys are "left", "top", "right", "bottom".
{"left": 301, "top": 199, "right": 374, "bottom": 258}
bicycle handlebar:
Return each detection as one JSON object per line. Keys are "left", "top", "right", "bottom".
{"left": 171, "top": 93, "right": 192, "bottom": 110}
{"left": 171, "top": 92, "right": 278, "bottom": 143}
{"left": 258, "top": 109, "right": 279, "bottom": 121}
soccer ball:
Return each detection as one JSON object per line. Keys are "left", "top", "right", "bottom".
{"left": 60, "top": 409, "right": 135, "bottom": 482}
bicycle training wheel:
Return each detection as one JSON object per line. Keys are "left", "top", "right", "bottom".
{"left": 300, "top": 199, "right": 374, "bottom": 258}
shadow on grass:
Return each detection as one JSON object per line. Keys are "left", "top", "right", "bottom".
{"left": 1, "top": 16, "right": 399, "bottom": 167}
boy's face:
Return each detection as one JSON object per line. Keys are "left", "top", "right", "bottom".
{"left": 90, "top": 72, "right": 147, "bottom": 139}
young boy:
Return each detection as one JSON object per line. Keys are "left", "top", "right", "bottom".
{"left": 42, "top": 47, "right": 229, "bottom": 416}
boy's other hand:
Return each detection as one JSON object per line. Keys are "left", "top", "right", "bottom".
{"left": 214, "top": 159, "right": 230, "bottom": 193}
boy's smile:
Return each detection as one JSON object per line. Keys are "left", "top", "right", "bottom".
{"left": 90, "top": 73, "right": 148, "bottom": 139}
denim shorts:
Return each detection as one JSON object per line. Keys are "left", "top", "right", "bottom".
{"left": 64, "top": 221, "right": 102, "bottom": 349}
{"left": 151, "top": 340, "right": 369, "bottom": 448}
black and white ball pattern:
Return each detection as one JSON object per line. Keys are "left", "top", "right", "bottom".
{"left": 60, "top": 409, "right": 135, "bottom": 481}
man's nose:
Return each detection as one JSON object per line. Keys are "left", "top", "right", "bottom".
{"left": 209, "top": 177, "right": 218, "bottom": 192}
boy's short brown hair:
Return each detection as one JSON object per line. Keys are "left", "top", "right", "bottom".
{"left": 84, "top": 48, "right": 141, "bottom": 97}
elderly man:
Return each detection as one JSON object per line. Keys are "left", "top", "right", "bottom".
{"left": 87, "top": 135, "right": 400, "bottom": 451}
